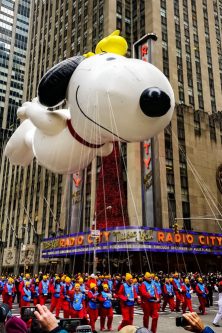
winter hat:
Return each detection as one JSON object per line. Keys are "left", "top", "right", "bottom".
{"left": 90, "top": 282, "right": 96, "bottom": 289}
{"left": 5, "top": 317, "right": 28, "bottom": 333}
{"left": 65, "top": 277, "right": 71, "bottom": 284}
{"left": 125, "top": 273, "right": 133, "bottom": 281}
{"left": 144, "top": 272, "right": 151, "bottom": 279}
{"left": 90, "top": 273, "right": 96, "bottom": 278}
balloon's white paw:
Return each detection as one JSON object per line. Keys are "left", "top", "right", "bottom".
{"left": 4, "top": 120, "right": 35, "bottom": 166}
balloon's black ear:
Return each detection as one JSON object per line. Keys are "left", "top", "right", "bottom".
{"left": 38, "top": 55, "right": 85, "bottom": 107}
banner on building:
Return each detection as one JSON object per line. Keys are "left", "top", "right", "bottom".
{"left": 3, "top": 248, "right": 15, "bottom": 266}
{"left": 19, "top": 244, "right": 35, "bottom": 265}
{"left": 41, "top": 226, "right": 222, "bottom": 258}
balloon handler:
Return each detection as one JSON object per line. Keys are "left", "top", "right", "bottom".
{"left": 98, "top": 283, "right": 114, "bottom": 331}
{"left": 140, "top": 272, "right": 160, "bottom": 333}
{"left": 87, "top": 283, "right": 99, "bottom": 332}
{"left": 117, "top": 273, "right": 140, "bottom": 331}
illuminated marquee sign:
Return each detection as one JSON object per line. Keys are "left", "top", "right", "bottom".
{"left": 41, "top": 226, "right": 222, "bottom": 258}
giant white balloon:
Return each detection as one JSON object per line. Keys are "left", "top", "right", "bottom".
{"left": 4, "top": 53, "right": 175, "bottom": 174}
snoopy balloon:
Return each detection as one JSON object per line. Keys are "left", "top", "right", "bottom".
{"left": 5, "top": 31, "right": 175, "bottom": 174}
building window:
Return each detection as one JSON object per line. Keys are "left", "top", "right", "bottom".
{"left": 117, "top": 1, "right": 122, "bottom": 14}
{"left": 182, "top": 202, "right": 191, "bottom": 230}
{"left": 116, "top": 18, "right": 122, "bottom": 30}
{"left": 168, "top": 196, "right": 176, "bottom": 228}
{"left": 198, "top": 95, "right": 204, "bottom": 109}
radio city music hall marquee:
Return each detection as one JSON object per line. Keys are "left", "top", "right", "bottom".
{"left": 41, "top": 227, "right": 222, "bottom": 258}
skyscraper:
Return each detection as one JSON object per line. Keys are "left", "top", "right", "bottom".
{"left": 0, "top": 0, "right": 32, "bottom": 273}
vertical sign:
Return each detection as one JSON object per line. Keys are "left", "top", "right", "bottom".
{"left": 69, "top": 171, "right": 83, "bottom": 233}
{"left": 133, "top": 34, "right": 157, "bottom": 228}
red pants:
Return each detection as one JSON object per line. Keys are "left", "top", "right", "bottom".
{"left": 198, "top": 296, "right": 206, "bottom": 314}
{"left": 162, "top": 296, "right": 175, "bottom": 312}
{"left": 62, "top": 300, "right": 70, "bottom": 318}
{"left": 118, "top": 304, "right": 134, "bottom": 331}
{"left": 50, "top": 296, "right": 61, "bottom": 317}
{"left": 100, "top": 307, "right": 113, "bottom": 330}
{"left": 20, "top": 299, "right": 30, "bottom": 308}
{"left": 39, "top": 295, "right": 48, "bottom": 305}
{"left": 2, "top": 293, "right": 6, "bottom": 304}
{"left": 142, "top": 302, "right": 159, "bottom": 333}
{"left": 87, "top": 307, "right": 98, "bottom": 331}
{"left": 4, "top": 295, "right": 13, "bottom": 309}
{"left": 182, "top": 298, "right": 193, "bottom": 313}
{"left": 70, "top": 308, "right": 85, "bottom": 319}
{"left": 33, "top": 297, "right": 39, "bottom": 306}
{"left": 175, "top": 292, "right": 184, "bottom": 311}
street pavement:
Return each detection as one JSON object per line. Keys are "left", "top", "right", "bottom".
{"left": 2, "top": 294, "right": 221, "bottom": 333}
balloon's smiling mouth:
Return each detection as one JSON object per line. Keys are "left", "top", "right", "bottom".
{"left": 75, "top": 85, "right": 129, "bottom": 143}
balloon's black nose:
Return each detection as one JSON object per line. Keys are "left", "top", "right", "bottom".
{"left": 140, "top": 87, "right": 171, "bottom": 117}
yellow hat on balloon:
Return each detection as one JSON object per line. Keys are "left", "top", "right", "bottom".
{"left": 103, "top": 284, "right": 109, "bottom": 289}
{"left": 75, "top": 283, "right": 80, "bottom": 289}
{"left": 125, "top": 273, "right": 133, "bottom": 281}
{"left": 78, "top": 278, "right": 83, "bottom": 284}
{"left": 25, "top": 274, "right": 30, "bottom": 279}
{"left": 95, "top": 30, "right": 128, "bottom": 56}
{"left": 8, "top": 277, "right": 14, "bottom": 283}
{"left": 145, "top": 272, "right": 151, "bottom": 279}
{"left": 198, "top": 277, "right": 203, "bottom": 282}
{"left": 25, "top": 281, "right": 30, "bottom": 286}
{"left": 35, "top": 279, "right": 39, "bottom": 283}
{"left": 90, "top": 282, "right": 96, "bottom": 289}
{"left": 185, "top": 278, "right": 189, "bottom": 284}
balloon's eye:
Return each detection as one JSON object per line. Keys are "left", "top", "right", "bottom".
{"left": 140, "top": 87, "right": 171, "bottom": 118}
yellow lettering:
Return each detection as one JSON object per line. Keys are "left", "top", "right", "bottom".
{"left": 216, "top": 237, "right": 222, "bottom": 246}
{"left": 174, "top": 234, "right": 181, "bottom": 243}
{"left": 198, "top": 235, "right": 205, "bottom": 245}
{"left": 157, "top": 232, "right": 165, "bottom": 242}
{"left": 166, "top": 233, "right": 173, "bottom": 243}
{"left": 186, "top": 234, "right": 194, "bottom": 244}
{"left": 88, "top": 235, "right": 93, "bottom": 244}
{"left": 209, "top": 236, "right": 215, "bottom": 246}
{"left": 103, "top": 231, "right": 110, "bottom": 242}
